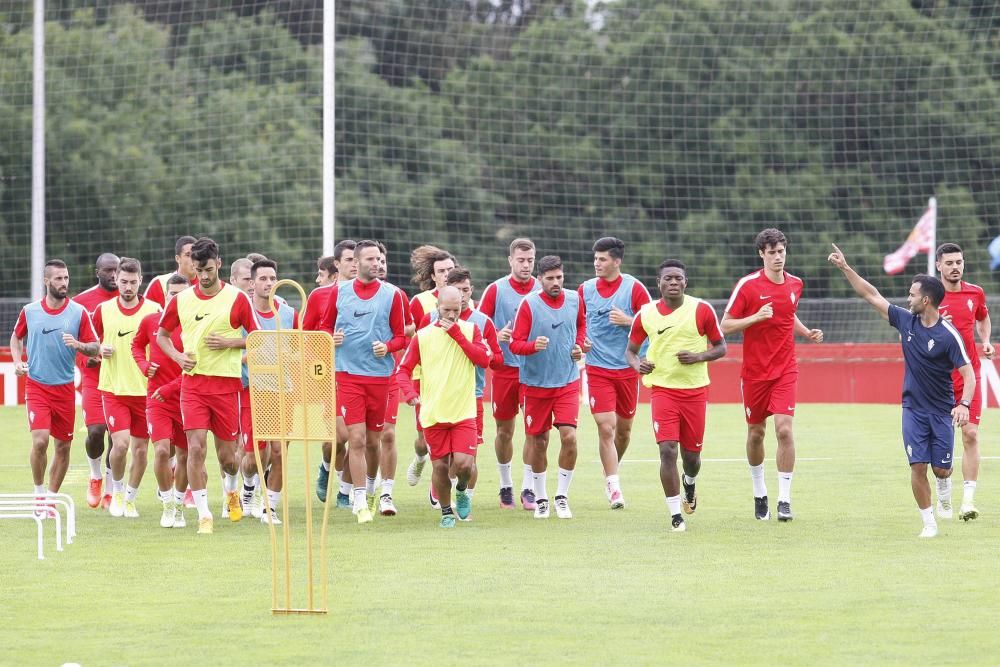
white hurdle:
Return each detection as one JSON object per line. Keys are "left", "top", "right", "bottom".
{"left": 0, "top": 492, "right": 77, "bottom": 559}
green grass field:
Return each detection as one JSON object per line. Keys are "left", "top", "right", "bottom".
{"left": 1, "top": 402, "right": 998, "bottom": 665}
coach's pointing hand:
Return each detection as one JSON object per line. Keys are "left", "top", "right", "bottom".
{"left": 827, "top": 243, "right": 848, "bottom": 270}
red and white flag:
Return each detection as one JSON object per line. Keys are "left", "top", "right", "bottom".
{"left": 883, "top": 197, "right": 936, "bottom": 275}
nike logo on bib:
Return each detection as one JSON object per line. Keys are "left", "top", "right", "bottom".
{"left": 354, "top": 310, "right": 371, "bottom": 318}
{"left": 194, "top": 314, "right": 208, "bottom": 321}
{"left": 657, "top": 326, "right": 673, "bottom": 335}
{"left": 551, "top": 322, "right": 563, "bottom": 329}
{"left": 41, "top": 328, "right": 59, "bottom": 334}
{"left": 117, "top": 330, "right": 133, "bottom": 338}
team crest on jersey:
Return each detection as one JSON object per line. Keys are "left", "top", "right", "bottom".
{"left": 927, "top": 339, "right": 935, "bottom": 352}
{"left": 968, "top": 299, "right": 974, "bottom": 311}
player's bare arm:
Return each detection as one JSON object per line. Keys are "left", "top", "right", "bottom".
{"left": 64, "top": 333, "right": 100, "bottom": 357}
{"left": 720, "top": 303, "right": 773, "bottom": 335}
{"left": 827, "top": 243, "right": 890, "bottom": 320}
{"left": 975, "top": 313, "right": 994, "bottom": 359}
{"left": 157, "top": 328, "right": 196, "bottom": 371}
{"left": 676, "top": 337, "right": 727, "bottom": 365}
{"left": 9, "top": 334, "right": 28, "bottom": 376}
{"left": 952, "top": 363, "right": 976, "bottom": 426}
{"left": 793, "top": 316, "right": 824, "bottom": 343}
{"left": 625, "top": 340, "right": 655, "bottom": 375}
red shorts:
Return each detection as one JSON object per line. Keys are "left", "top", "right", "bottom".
{"left": 385, "top": 386, "right": 401, "bottom": 426}
{"left": 146, "top": 398, "right": 187, "bottom": 449}
{"left": 476, "top": 397, "right": 485, "bottom": 445}
{"left": 81, "top": 382, "right": 106, "bottom": 427}
{"left": 586, "top": 368, "right": 639, "bottom": 419}
{"left": 413, "top": 380, "right": 423, "bottom": 433}
{"left": 240, "top": 387, "right": 266, "bottom": 452}
{"left": 741, "top": 373, "right": 798, "bottom": 424}
{"left": 24, "top": 378, "right": 76, "bottom": 442}
{"left": 102, "top": 392, "right": 149, "bottom": 439}
{"left": 491, "top": 368, "right": 521, "bottom": 421}
{"left": 181, "top": 389, "right": 241, "bottom": 442}
{"left": 954, "top": 374, "right": 982, "bottom": 426}
{"left": 650, "top": 387, "right": 708, "bottom": 451}
{"left": 336, "top": 374, "right": 389, "bottom": 432}
{"left": 522, "top": 383, "right": 580, "bottom": 436}
{"left": 424, "top": 419, "right": 479, "bottom": 460}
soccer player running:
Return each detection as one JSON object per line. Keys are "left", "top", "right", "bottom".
{"left": 132, "top": 274, "right": 190, "bottom": 528}
{"left": 144, "top": 235, "right": 197, "bottom": 307}
{"left": 720, "top": 228, "right": 823, "bottom": 522}
{"left": 321, "top": 240, "right": 408, "bottom": 524}
{"left": 398, "top": 286, "right": 492, "bottom": 528}
{"left": 10, "top": 260, "right": 100, "bottom": 502}
{"left": 240, "top": 259, "right": 297, "bottom": 525}
{"left": 157, "top": 238, "right": 259, "bottom": 534}
{"left": 73, "top": 252, "right": 120, "bottom": 509}
{"left": 374, "top": 242, "right": 414, "bottom": 516}
{"left": 935, "top": 243, "right": 993, "bottom": 521}
{"left": 403, "top": 245, "right": 456, "bottom": 492}
{"left": 478, "top": 238, "right": 540, "bottom": 510}
{"left": 626, "top": 261, "right": 726, "bottom": 532}
{"left": 304, "top": 239, "right": 357, "bottom": 504}
{"left": 92, "top": 258, "right": 162, "bottom": 518}
{"left": 417, "top": 267, "right": 504, "bottom": 517}
{"left": 828, "top": 244, "right": 973, "bottom": 538}
{"left": 579, "top": 237, "right": 651, "bottom": 509}
{"left": 511, "top": 255, "right": 586, "bottom": 519}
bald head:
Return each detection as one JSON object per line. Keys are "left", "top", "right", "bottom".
{"left": 96, "top": 253, "right": 120, "bottom": 291}
{"left": 436, "top": 285, "right": 463, "bottom": 324}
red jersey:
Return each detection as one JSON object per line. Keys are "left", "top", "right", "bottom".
{"left": 939, "top": 281, "right": 988, "bottom": 374}
{"left": 725, "top": 270, "right": 803, "bottom": 380}
{"left": 72, "top": 284, "right": 119, "bottom": 386}
{"left": 302, "top": 283, "right": 335, "bottom": 331}
{"left": 131, "top": 312, "right": 183, "bottom": 397}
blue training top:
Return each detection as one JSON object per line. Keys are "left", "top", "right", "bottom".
{"left": 888, "top": 304, "right": 970, "bottom": 417}
{"left": 334, "top": 280, "right": 397, "bottom": 377}
{"left": 518, "top": 291, "right": 580, "bottom": 389}
{"left": 21, "top": 300, "right": 88, "bottom": 386}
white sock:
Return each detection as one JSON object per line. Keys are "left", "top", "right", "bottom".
{"left": 193, "top": 488, "right": 210, "bottom": 519}
{"left": 606, "top": 474, "right": 621, "bottom": 493}
{"left": 415, "top": 453, "right": 428, "bottom": 463}
{"left": 352, "top": 487, "right": 366, "bottom": 512}
{"left": 365, "top": 476, "right": 376, "bottom": 495}
{"left": 465, "top": 487, "right": 476, "bottom": 499}
{"left": 103, "top": 468, "right": 113, "bottom": 493}
{"left": 919, "top": 506, "right": 936, "bottom": 528}
{"left": 963, "top": 480, "right": 977, "bottom": 504}
{"left": 174, "top": 488, "right": 185, "bottom": 504}
{"left": 339, "top": 480, "right": 352, "bottom": 496}
{"left": 532, "top": 471, "right": 548, "bottom": 501}
{"left": 750, "top": 463, "right": 767, "bottom": 498}
{"left": 267, "top": 489, "right": 281, "bottom": 512}
{"left": 777, "top": 472, "right": 793, "bottom": 503}
{"left": 162, "top": 491, "right": 172, "bottom": 507}
{"left": 666, "top": 494, "right": 682, "bottom": 517}
{"left": 556, "top": 468, "right": 574, "bottom": 497}
{"left": 113, "top": 477, "right": 125, "bottom": 493}
{"left": 521, "top": 464, "right": 534, "bottom": 491}
{"left": 87, "top": 456, "right": 102, "bottom": 480}
{"left": 936, "top": 477, "right": 952, "bottom": 504}
{"left": 498, "top": 462, "right": 513, "bottom": 488}
{"left": 381, "top": 479, "right": 395, "bottom": 497}
{"left": 450, "top": 476, "right": 458, "bottom": 491}
{"left": 321, "top": 460, "right": 330, "bottom": 472}
{"left": 125, "top": 485, "right": 139, "bottom": 502}
{"left": 683, "top": 473, "right": 697, "bottom": 486}
{"left": 34, "top": 484, "right": 45, "bottom": 495}
{"left": 223, "top": 473, "right": 239, "bottom": 494}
